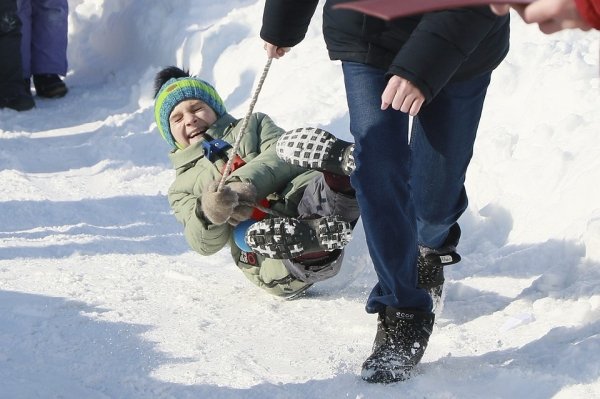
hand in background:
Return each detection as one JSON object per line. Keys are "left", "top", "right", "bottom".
{"left": 491, "top": 0, "right": 592, "bottom": 34}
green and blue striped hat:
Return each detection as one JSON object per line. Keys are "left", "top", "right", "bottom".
{"left": 154, "top": 77, "right": 226, "bottom": 148}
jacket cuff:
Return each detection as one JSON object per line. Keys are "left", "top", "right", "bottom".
{"left": 185, "top": 207, "right": 230, "bottom": 255}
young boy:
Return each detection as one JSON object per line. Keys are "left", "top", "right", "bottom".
{"left": 154, "top": 66, "right": 360, "bottom": 298}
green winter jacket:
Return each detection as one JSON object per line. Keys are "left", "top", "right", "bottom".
{"left": 168, "top": 112, "right": 319, "bottom": 297}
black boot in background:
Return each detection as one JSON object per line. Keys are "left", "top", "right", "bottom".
{"left": 33, "top": 74, "right": 68, "bottom": 98}
{"left": 361, "top": 307, "right": 435, "bottom": 383}
{"left": 0, "top": 87, "right": 35, "bottom": 111}
{"left": 0, "top": 79, "right": 35, "bottom": 111}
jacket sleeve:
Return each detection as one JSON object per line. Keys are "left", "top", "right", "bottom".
{"left": 168, "top": 185, "right": 231, "bottom": 256}
{"left": 575, "top": 0, "right": 600, "bottom": 28}
{"left": 387, "top": 7, "right": 505, "bottom": 102}
{"left": 261, "top": 0, "right": 320, "bottom": 47}
{"left": 227, "top": 114, "right": 306, "bottom": 200}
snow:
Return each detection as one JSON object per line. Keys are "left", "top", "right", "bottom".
{"left": 0, "top": 0, "right": 599, "bottom": 397}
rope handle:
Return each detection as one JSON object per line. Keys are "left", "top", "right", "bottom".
{"left": 218, "top": 58, "right": 273, "bottom": 191}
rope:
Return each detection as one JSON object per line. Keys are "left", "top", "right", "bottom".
{"left": 218, "top": 57, "right": 273, "bottom": 191}
{"left": 216, "top": 57, "right": 285, "bottom": 218}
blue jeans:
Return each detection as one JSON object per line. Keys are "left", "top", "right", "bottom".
{"left": 341, "top": 61, "right": 491, "bottom": 313}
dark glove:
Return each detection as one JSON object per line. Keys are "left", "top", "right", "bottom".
{"left": 227, "top": 182, "right": 257, "bottom": 226}
{"left": 200, "top": 181, "right": 239, "bottom": 225}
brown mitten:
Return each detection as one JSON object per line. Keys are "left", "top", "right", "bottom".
{"left": 227, "top": 182, "right": 257, "bottom": 226}
{"left": 200, "top": 181, "right": 239, "bottom": 225}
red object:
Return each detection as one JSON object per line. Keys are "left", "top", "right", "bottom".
{"left": 218, "top": 154, "right": 269, "bottom": 220}
{"left": 575, "top": 0, "right": 600, "bottom": 29}
{"left": 334, "top": 0, "right": 533, "bottom": 20}
{"left": 251, "top": 198, "right": 270, "bottom": 220}
{"left": 221, "top": 154, "right": 246, "bottom": 175}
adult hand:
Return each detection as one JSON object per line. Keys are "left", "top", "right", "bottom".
{"left": 490, "top": 0, "right": 592, "bottom": 34}
{"left": 489, "top": 4, "right": 512, "bottom": 15}
{"left": 227, "top": 182, "right": 257, "bottom": 226}
{"left": 381, "top": 76, "right": 425, "bottom": 116}
{"left": 264, "top": 42, "right": 291, "bottom": 59}
{"left": 200, "top": 182, "right": 238, "bottom": 225}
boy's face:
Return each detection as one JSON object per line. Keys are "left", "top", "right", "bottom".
{"left": 169, "top": 99, "right": 218, "bottom": 148}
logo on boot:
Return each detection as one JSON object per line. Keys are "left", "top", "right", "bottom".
{"left": 439, "top": 255, "right": 454, "bottom": 264}
{"left": 395, "top": 311, "right": 415, "bottom": 320}
{"left": 239, "top": 251, "right": 258, "bottom": 266}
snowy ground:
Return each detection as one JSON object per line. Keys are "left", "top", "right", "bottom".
{"left": 1, "top": 1, "right": 599, "bottom": 398}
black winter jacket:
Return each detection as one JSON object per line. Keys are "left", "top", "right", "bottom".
{"left": 261, "top": 0, "right": 510, "bottom": 102}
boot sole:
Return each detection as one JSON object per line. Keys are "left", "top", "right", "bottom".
{"left": 276, "top": 127, "right": 355, "bottom": 176}
{"left": 36, "top": 86, "right": 68, "bottom": 98}
{"left": 245, "top": 216, "right": 352, "bottom": 259}
{"left": 361, "top": 367, "right": 412, "bottom": 384}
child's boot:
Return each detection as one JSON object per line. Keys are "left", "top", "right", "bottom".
{"left": 245, "top": 215, "right": 352, "bottom": 259}
{"left": 276, "top": 127, "right": 355, "bottom": 176}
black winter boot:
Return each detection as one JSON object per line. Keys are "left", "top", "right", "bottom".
{"left": 0, "top": 91, "right": 35, "bottom": 111}
{"left": 418, "top": 223, "right": 462, "bottom": 312}
{"left": 361, "top": 307, "right": 435, "bottom": 383}
{"left": 0, "top": 80, "right": 35, "bottom": 111}
{"left": 33, "top": 74, "right": 68, "bottom": 98}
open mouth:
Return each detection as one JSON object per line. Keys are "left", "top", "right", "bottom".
{"left": 188, "top": 130, "right": 205, "bottom": 140}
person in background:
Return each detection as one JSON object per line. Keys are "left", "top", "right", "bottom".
{"left": 154, "top": 66, "right": 360, "bottom": 299}
{"left": 261, "top": 0, "right": 509, "bottom": 383}
{"left": 491, "top": 0, "right": 600, "bottom": 33}
{"left": 0, "top": 0, "right": 34, "bottom": 111}
{"left": 18, "top": 0, "right": 68, "bottom": 98}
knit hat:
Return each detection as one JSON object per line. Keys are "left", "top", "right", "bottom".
{"left": 154, "top": 77, "right": 226, "bottom": 148}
